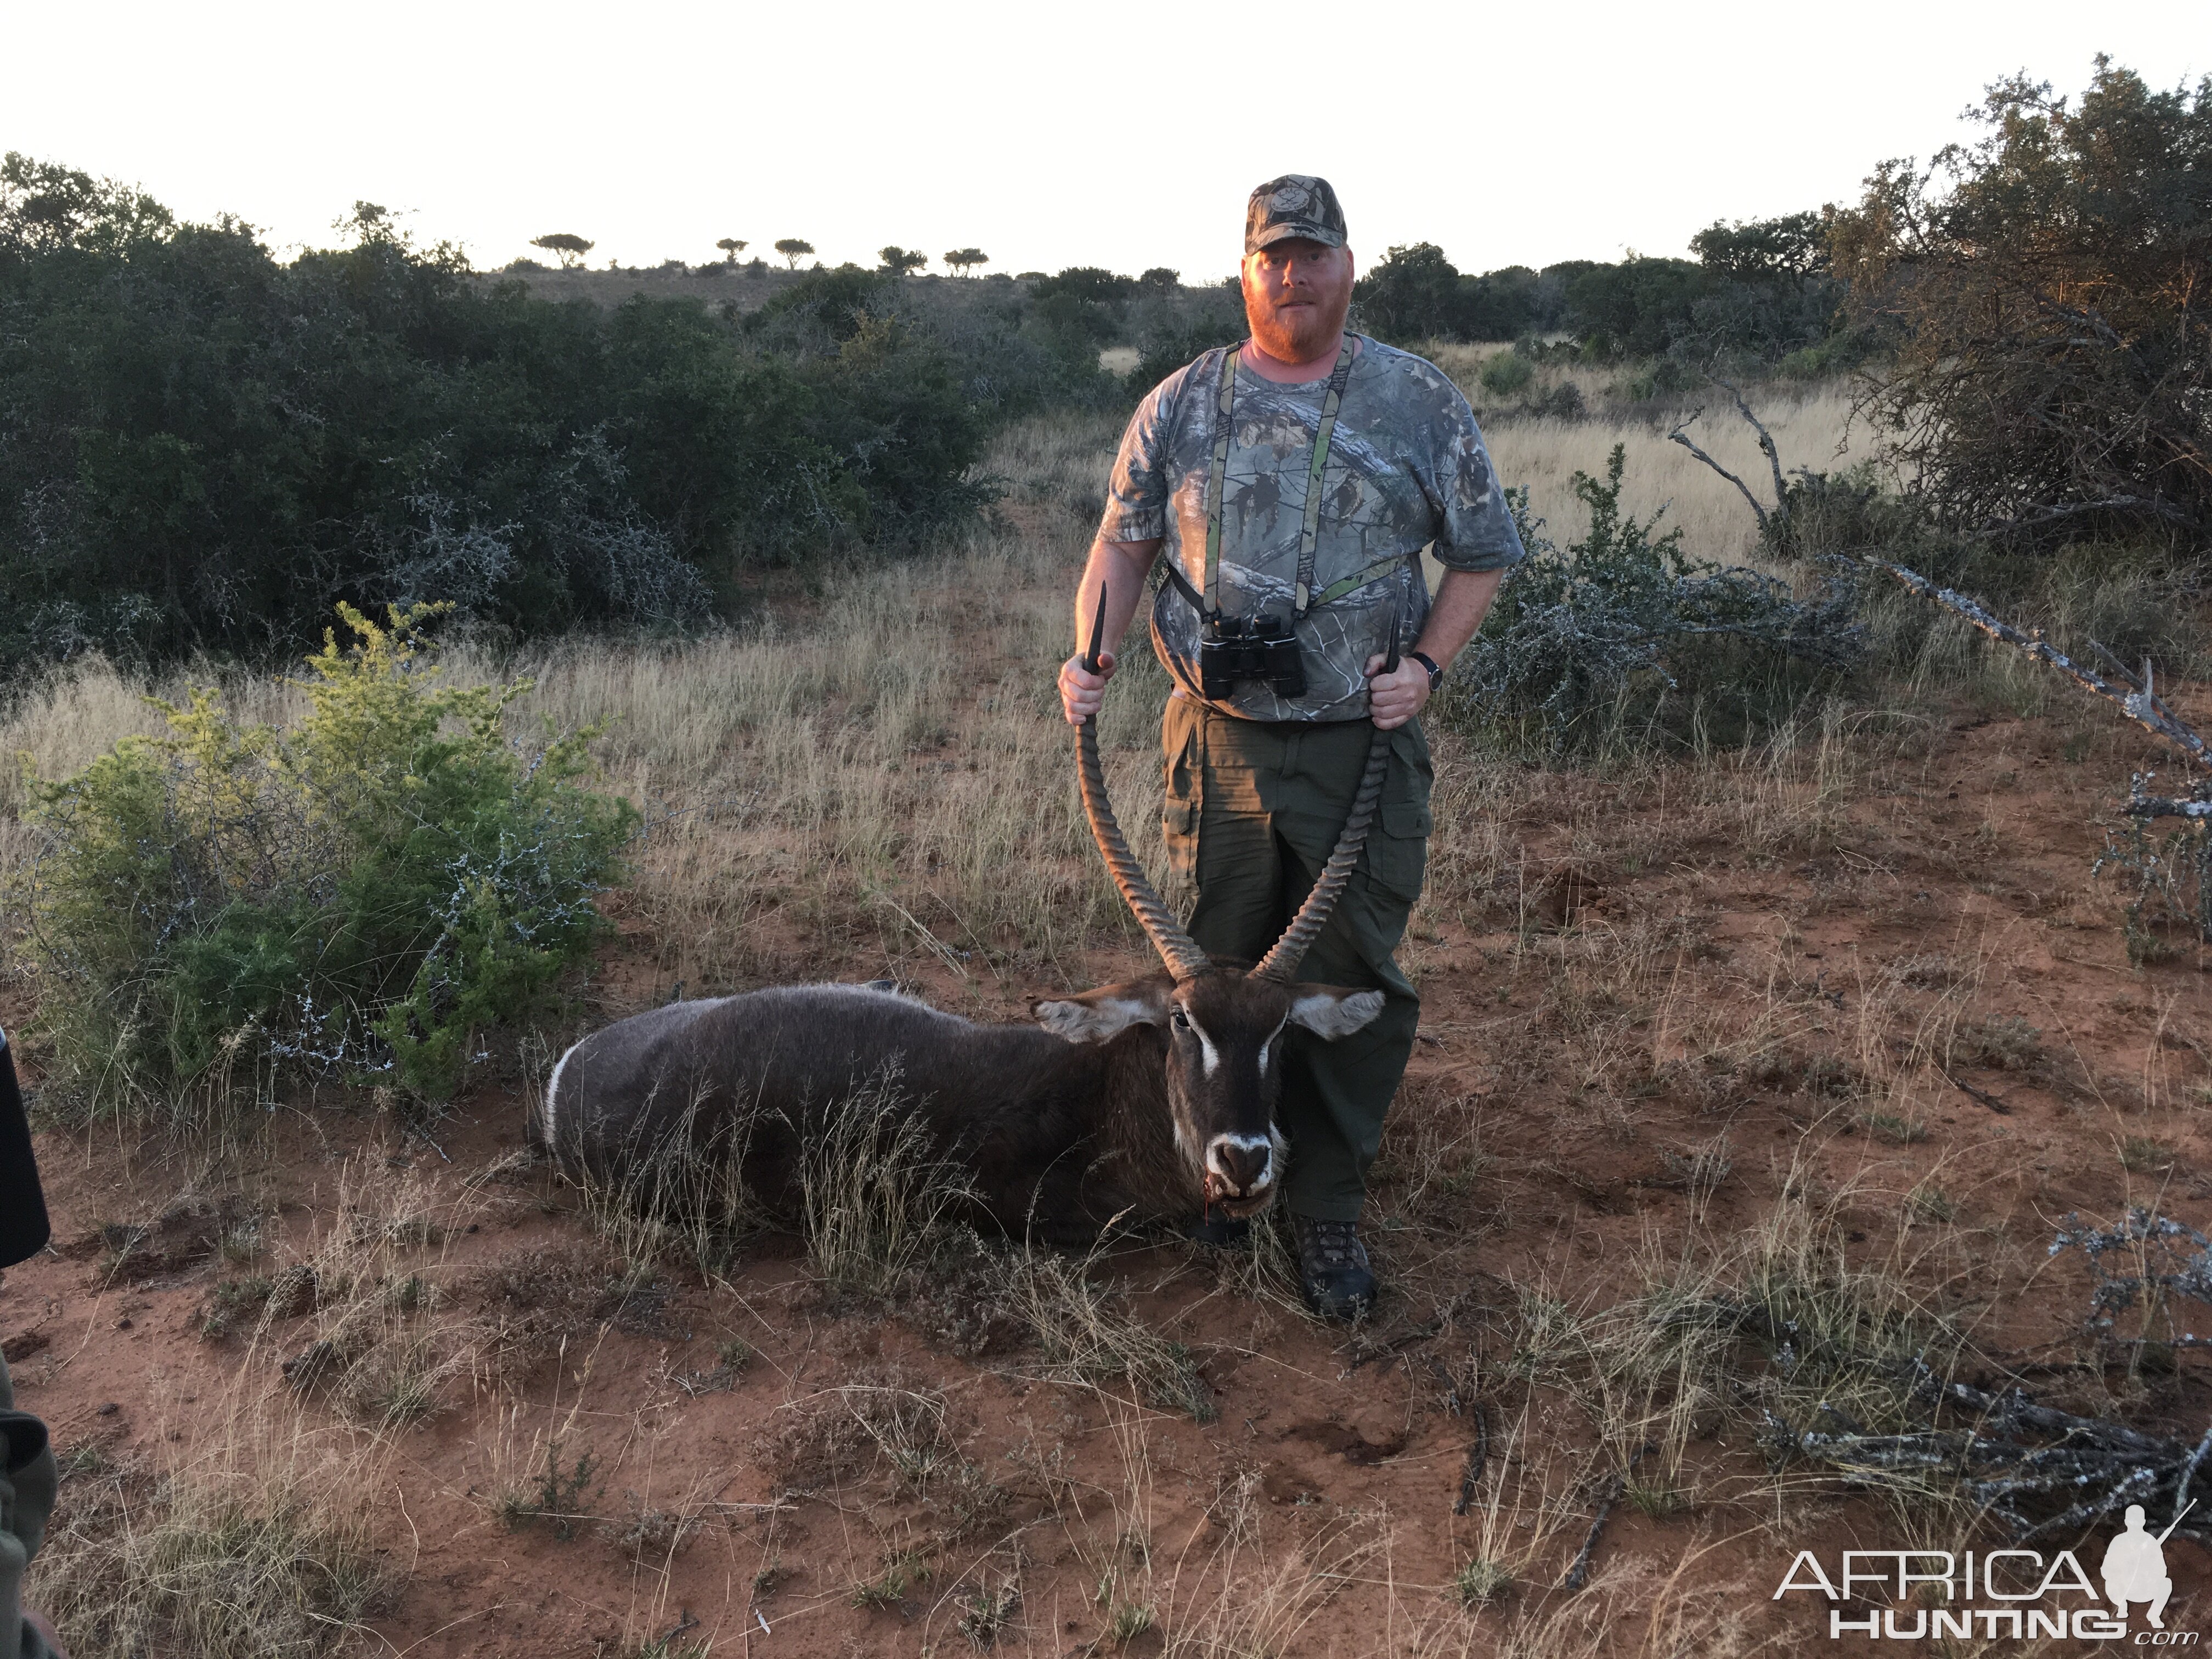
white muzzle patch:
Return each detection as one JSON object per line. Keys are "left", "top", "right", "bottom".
{"left": 1205, "top": 1131, "right": 1276, "bottom": 1198}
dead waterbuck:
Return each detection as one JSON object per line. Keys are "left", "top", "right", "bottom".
{"left": 535, "top": 606, "right": 1398, "bottom": 1239}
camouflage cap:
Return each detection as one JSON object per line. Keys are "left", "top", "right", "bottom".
{"left": 1245, "top": 175, "right": 1347, "bottom": 256}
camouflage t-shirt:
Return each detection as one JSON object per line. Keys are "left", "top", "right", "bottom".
{"left": 1097, "top": 336, "right": 1525, "bottom": 721}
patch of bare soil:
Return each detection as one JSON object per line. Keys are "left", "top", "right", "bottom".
{"left": 8, "top": 692, "right": 2212, "bottom": 1656}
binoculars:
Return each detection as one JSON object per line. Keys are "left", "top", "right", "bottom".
{"left": 1199, "top": 612, "right": 1306, "bottom": 701}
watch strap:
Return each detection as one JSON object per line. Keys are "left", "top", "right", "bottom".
{"left": 1408, "top": 650, "right": 1444, "bottom": 692}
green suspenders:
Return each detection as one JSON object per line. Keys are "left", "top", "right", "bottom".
{"left": 1193, "top": 336, "right": 1406, "bottom": 622}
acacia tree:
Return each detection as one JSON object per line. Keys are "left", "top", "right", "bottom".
{"left": 529, "top": 233, "right": 594, "bottom": 269}
{"left": 878, "top": 245, "right": 926, "bottom": 276}
{"left": 1832, "top": 59, "right": 2212, "bottom": 549}
{"left": 715, "top": 238, "right": 747, "bottom": 263}
{"left": 774, "top": 238, "right": 814, "bottom": 269}
{"left": 943, "top": 247, "right": 988, "bottom": 276}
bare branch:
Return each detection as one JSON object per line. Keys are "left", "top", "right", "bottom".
{"left": 1454, "top": 1400, "right": 1490, "bottom": 1517}
{"left": 1943, "top": 1070, "right": 2011, "bottom": 1114}
{"left": 1559, "top": 1447, "right": 1645, "bottom": 1592}
{"left": 2130, "top": 794, "right": 2212, "bottom": 822}
{"left": 1713, "top": 375, "right": 1790, "bottom": 522}
{"left": 1972, "top": 494, "right": 2196, "bottom": 538}
{"left": 1667, "top": 409, "right": 1768, "bottom": 528}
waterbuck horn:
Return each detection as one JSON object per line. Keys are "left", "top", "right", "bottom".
{"left": 1250, "top": 612, "right": 1402, "bottom": 984}
{"left": 1075, "top": 589, "right": 1210, "bottom": 983}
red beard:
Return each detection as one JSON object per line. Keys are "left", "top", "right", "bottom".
{"left": 1246, "top": 285, "right": 1350, "bottom": 363}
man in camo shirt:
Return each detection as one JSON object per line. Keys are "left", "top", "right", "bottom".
{"left": 1058, "top": 174, "right": 1523, "bottom": 1319}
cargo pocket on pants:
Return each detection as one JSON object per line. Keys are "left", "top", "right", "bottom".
{"left": 1364, "top": 722, "right": 1433, "bottom": 902}
{"left": 1163, "top": 797, "right": 1200, "bottom": 883}
{"left": 1365, "top": 798, "right": 1431, "bottom": 901}
{"left": 1162, "top": 711, "right": 1201, "bottom": 884}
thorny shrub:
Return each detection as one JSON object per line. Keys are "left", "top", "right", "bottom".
{"left": 1831, "top": 61, "right": 2212, "bottom": 549}
{"left": 19, "top": 602, "right": 634, "bottom": 1116}
{"left": 1444, "top": 444, "right": 1861, "bottom": 753}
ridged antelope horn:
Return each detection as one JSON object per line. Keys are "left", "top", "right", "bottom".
{"left": 1075, "top": 590, "right": 1210, "bottom": 983}
{"left": 1249, "top": 726, "right": 1390, "bottom": 982}
{"left": 1251, "top": 612, "right": 1403, "bottom": 984}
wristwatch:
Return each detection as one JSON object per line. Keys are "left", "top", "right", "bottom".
{"left": 1408, "top": 650, "right": 1444, "bottom": 693}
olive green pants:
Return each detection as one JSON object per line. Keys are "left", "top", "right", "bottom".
{"left": 1160, "top": 697, "right": 1432, "bottom": 1222}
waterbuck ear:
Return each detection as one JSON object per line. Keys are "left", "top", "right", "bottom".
{"left": 1285, "top": 986, "right": 1386, "bottom": 1041}
{"left": 1034, "top": 979, "right": 1173, "bottom": 1045}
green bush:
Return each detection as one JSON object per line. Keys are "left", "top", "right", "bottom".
{"left": 1443, "top": 446, "right": 1862, "bottom": 753}
{"left": 0, "top": 159, "right": 1000, "bottom": 672}
{"left": 1028, "top": 267, "right": 1138, "bottom": 305}
{"left": 1351, "top": 224, "right": 1844, "bottom": 364}
{"left": 20, "top": 604, "right": 635, "bottom": 1117}
{"left": 1353, "top": 245, "right": 1561, "bottom": 343}
{"left": 1618, "top": 358, "right": 1700, "bottom": 401}
{"left": 1128, "top": 321, "right": 1232, "bottom": 391}
{"left": 1477, "top": 351, "right": 1534, "bottom": 397}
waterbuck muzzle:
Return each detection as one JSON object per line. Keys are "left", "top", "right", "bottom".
{"left": 1032, "top": 970, "right": 1383, "bottom": 1215}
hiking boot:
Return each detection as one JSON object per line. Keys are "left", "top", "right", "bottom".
{"left": 1290, "top": 1214, "right": 1375, "bottom": 1321}
{"left": 1185, "top": 1211, "right": 1251, "bottom": 1248}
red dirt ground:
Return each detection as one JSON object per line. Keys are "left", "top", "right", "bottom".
{"left": 7, "top": 693, "right": 2212, "bottom": 1656}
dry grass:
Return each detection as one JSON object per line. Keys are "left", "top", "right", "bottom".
{"left": 246, "top": 1155, "right": 487, "bottom": 1427}
{"left": 989, "top": 1237, "right": 1213, "bottom": 1418}
{"left": 10, "top": 385, "right": 2210, "bottom": 1655}
{"left": 32, "top": 1405, "right": 389, "bottom": 1659}
{"left": 0, "top": 390, "right": 1853, "bottom": 1010}
{"left": 799, "top": 1067, "right": 979, "bottom": 1300}
{"left": 1423, "top": 343, "right": 1865, "bottom": 565}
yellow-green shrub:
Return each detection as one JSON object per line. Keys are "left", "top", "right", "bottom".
{"left": 21, "top": 603, "right": 634, "bottom": 1116}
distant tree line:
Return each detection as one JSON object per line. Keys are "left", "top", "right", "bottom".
{"left": 1352, "top": 212, "right": 1848, "bottom": 370}
{"left": 0, "top": 161, "right": 1020, "bottom": 673}
{"left": 4, "top": 50, "right": 2196, "bottom": 678}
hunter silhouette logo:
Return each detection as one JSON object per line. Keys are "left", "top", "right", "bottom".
{"left": 1772, "top": 1495, "right": 2202, "bottom": 1640}
{"left": 2105, "top": 1501, "right": 2191, "bottom": 1629}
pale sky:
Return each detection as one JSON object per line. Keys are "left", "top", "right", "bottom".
{"left": 4, "top": 1, "right": 2201, "bottom": 280}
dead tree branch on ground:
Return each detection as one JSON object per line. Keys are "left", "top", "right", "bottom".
{"left": 1776, "top": 1212, "right": 2212, "bottom": 1536}
{"left": 1872, "top": 560, "right": 2210, "bottom": 939}
{"left": 1559, "top": 1443, "right": 1650, "bottom": 1592}
{"left": 1868, "top": 559, "right": 2210, "bottom": 773}
{"left": 1767, "top": 1346, "right": 2212, "bottom": 1543}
